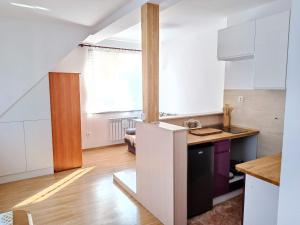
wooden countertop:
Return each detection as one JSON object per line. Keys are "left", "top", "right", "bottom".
{"left": 236, "top": 154, "right": 281, "bottom": 186}
{"left": 187, "top": 127, "right": 259, "bottom": 146}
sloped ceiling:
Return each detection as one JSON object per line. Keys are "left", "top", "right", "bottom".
{"left": 111, "top": 0, "right": 276, "bottom": 43}
{"left": 0, "top": 0, "right": 131, "bottom": 26}
{"left": 0, "top": 0, "right": 181, "bottom": 117}
{"left": 0, "top": 0, "right": 182, "bottom": 43}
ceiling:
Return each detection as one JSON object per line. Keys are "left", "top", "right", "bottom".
{"left": 0, "top": 0, "right": 131, "bottom": 26}
{"left": 0, "top": 0, "right": 278, "bottom": 43}
{"left": 111, "top": 0, "right": 276, "bottom": 43}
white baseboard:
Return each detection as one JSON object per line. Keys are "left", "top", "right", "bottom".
{"left": 213, "top": 189, "right": 243, "bottom": 206}
{"left": 0, "top": 167, "right": 54, "bottom": 184}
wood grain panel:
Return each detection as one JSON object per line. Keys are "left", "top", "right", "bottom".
{"left": 236, "top": 153, "right": 281, "bottom": 186}
{"left": 187, "top": 126, "right": 259, "bottom": 146}
{"left": 49, "top": 72, "right": 82, "bottom": 172}
{"left": 142, "top": 3, "right": 159, "bottom": 122}
{"left": 189, "top": 128, "right": 223, "bottom": 136}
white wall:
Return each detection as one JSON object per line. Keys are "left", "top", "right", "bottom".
{"left": 224, "top": 0, "right": 291, "bottom": 89}
{"left": 55, "top": 44, "right": 141, "bottom": 149}
{"left": 0, "top": 15, "right": 89, "bottom": 117}
{"left": 160, "top": 19, "right": 226, "bottom": 115}
{"left": 57, "top": 19, "right": 227, "bottom": 148}
{"left": 0, "top": 14, "right": 89, "bottom": 183}
{"left": 277, "top": 0, "right": 300, "bottom": 224}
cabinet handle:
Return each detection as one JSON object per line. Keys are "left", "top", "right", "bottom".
{"left": 198, "top": 151, "right": 204, "bottom": 154}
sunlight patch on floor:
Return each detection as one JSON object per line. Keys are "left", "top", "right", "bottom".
{"left": 13, "top": 167, "right": 95, "bottom": 208}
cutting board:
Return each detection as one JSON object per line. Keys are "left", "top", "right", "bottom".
{"left": 189, "top": 128, "right": 223, "bottom": 136}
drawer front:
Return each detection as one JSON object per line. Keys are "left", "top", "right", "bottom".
{"left": 214, "top": 140, "right": 231, "bottom": 153}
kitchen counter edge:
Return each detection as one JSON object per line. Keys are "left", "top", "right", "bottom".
{"left": 236, "top": 154, "right": 281, "bottom": 186}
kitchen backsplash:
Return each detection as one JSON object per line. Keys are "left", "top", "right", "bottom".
{"left": 224, "top": 90, "right": 286, "bottom": 157}
{"left": 161, "top": 113, "right": 223, "bottom": 128}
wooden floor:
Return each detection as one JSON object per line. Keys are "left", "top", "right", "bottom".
{"left": 0, "top": 145, "right": 162, "bottom": 225}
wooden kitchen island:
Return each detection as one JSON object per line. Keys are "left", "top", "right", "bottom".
{"left": 236, "top": 153, "right": 281, "bottom": 185}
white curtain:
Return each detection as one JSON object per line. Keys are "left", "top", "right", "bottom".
{"left": 83, "top": 47, "right": 142, "bottom": 113}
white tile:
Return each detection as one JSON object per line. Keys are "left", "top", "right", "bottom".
{"left": 224, "top": 90, "right": 285, "bottom": 156}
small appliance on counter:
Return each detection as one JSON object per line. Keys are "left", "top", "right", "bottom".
{"left": 184, "top": 119, "right": 202, "bottom": 129}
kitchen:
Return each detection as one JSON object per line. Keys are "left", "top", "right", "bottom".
{"left": 0, "top": 0, "right": 298, "bottom": 224}
{"left": 113, "top": 0, "right": 290, "bottom": 225}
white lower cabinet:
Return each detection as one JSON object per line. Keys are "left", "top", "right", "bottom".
{"left": 0, "top": 120, "right": 53, "bottom": 182}
{"left": 243, "top": 174, "right": 279, "bottom": 225}
{"left": 0, "top": 122, "right": 27, "bottom": 176}
{"left": 24, "top": 120, "right": 53, "bottom": 171}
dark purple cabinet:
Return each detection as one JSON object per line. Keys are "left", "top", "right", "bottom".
{"left": 213, "top": 140, "right": 230, "bottom": 197}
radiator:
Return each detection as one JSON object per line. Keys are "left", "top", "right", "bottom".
{"left": 109, "top": 117, "right": 137, "bottom": 143}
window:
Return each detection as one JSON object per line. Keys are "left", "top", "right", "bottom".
{"left": 83, "top": 47, "right": 142, "bottom": 113}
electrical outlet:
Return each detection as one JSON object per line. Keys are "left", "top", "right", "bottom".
{"left": 238, "top": 96, "right": 244, "bottom": 103}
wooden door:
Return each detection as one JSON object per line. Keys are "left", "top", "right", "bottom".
{"left": 49, "top": 72, "right": 82, "bottom": 172}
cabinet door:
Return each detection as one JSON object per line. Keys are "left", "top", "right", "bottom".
{"left": 243, "top": 175, "right": 279, "bottom": 225}
{"left": 24, "top": 120, "right": 53, "bottom": 171}
{"left": 214, "top": 140, "right": 230, "bottom": 197}
{"left": 218, "top": 21, "right": 255, "bottom": 61}
{"left": 0, "top": 123, "right": 26, "bottom": 176}
{"left": 254, "top": 11, "right": 290, "bottom": 89}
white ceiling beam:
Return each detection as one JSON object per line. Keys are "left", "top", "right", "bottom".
{"left": 84, "top": 0, "right": 182, "bottom": 44}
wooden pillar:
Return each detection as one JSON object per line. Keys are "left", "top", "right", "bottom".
{"left": 141, "top": 3, "right": 159, "bottom": 122}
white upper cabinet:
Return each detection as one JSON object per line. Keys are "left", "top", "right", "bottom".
{"left": 254, "top": 11, "right": 290, "bottom": 89}
{"left": 218, "top": 21, "right": 255, "bottom": 61}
